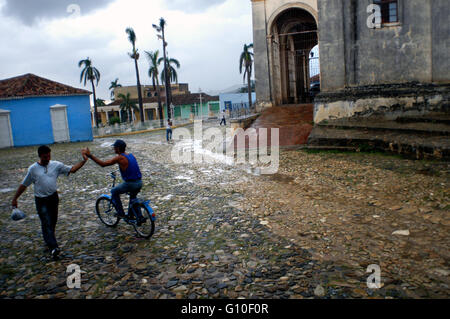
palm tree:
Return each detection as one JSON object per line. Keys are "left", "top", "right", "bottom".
{"left": 145, "top": 50, "right": 164, "bottom": 127}
{"left": 153, "top": 17, "right": 172, "bottom": 119}
{"left": 126, "top": 27, "right": 144, "bottom": 123}
{"left": 239, "top": 43, "right": 254, "bottom": 112}
{"left": 159, "top": 56, "right": 180, "bottom": 86}
{"left": 109, "top": 78, "right": 122, "bottom": 100}
{"left": 117, "top": 93, "right": 138, "bottom": 123}
{"left": 159, "top": 56, "right": 180, "bottom": 114}
{"left": 79, "top": 58, "right": 101, "bottom": 127}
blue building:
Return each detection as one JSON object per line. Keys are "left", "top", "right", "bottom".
{"left": 219, "top": 92, "right": 256, "bottom": 112}
{"left": 0, "top": 74, "right": 93, "bottom": 148}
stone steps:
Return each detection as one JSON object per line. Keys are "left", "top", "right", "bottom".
{"left": 307, "top": 124, "right": 450, "bottom": 160}
{"left": 317, "top": 115, "right": 450, "bottom": 136}
{"left": 395, "top": 112, "right": 450, "bottom": 125}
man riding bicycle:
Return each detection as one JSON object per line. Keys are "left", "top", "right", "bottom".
{"left": 82, "top": 140, "right": 144, "bottom": 222}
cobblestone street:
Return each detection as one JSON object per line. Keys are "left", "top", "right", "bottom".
{"left": 0, "top": 121, "right": 448, "bottom": 299}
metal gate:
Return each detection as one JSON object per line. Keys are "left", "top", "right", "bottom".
{"left": 279, "top": 30, "right": 318, "bottom": 104}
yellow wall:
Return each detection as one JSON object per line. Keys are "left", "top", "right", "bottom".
{"left": 114, "top": 84, "right": 189, "bottom": 100}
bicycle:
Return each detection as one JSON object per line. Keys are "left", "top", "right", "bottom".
{"left": 95, "top": 172, "right": 156, "bottom": 239}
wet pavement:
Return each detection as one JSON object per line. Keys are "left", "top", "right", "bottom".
{"left": 0, "top": 121, "right": 448, "bottom": 299}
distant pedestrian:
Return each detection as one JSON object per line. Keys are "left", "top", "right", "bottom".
{"left": 166, "top": 120, "right": 173, "bottom": 142}
{"left": 219, "top": 110, "right": 227, "bottom": 126}
{"left": 11, "top": 145, "right": 88, "bottom": 260}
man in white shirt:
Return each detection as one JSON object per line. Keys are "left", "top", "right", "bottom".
{"left": 11, "top": 145, "right": 88, "bottom": 260}
{"left": 220, "top": 110, "right": 227, "bottom": 126}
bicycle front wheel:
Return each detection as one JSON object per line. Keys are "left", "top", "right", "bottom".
{"left": 133, "top": 204, "right": 155, "bottom": 239}
{"left": 96, "top": 197, "right": 119, "bottom": 227}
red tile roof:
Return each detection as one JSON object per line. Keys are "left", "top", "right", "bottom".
{"left": 108, "top": 92, "right": 219, "bottom": 107}
{"left": 0, "top": 73, "right": 91, "bottom": 99}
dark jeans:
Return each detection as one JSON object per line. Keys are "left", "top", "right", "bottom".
{"left": 35, "top": 192, "right": 59, "bottom": 250}
{"left": 111, "top": 180, "right": 143, "bottom": 216}
{"left": 166, "top": 128, "right": 173, "bottom": 141}
{"left": 220, "top": 118, "right": 226, "bottom": 125}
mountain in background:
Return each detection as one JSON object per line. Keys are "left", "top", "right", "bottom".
{"left": 206, "top": 80, "right": 256, "bottom": 96}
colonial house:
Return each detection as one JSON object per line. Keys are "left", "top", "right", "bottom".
{"left": 113, "top": 83, "right": 190, "bottom": 100}
{"left": 251, "top": 0, "right": 449, "bottom": 122}
{"left": 0, "top": 74, "right": 93, "bottom": 148}
{"left": 93, "top": 92, "right": 220, "bottom": 126}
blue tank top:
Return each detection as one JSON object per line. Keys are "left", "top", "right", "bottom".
{"left": 120, "top": 153, "right": 142, "bottom": 182}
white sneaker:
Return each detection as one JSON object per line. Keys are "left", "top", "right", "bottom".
{"left": 51, "top": 248, "right": 60, "bottom": 260}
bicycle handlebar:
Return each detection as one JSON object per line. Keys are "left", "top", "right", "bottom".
{"left": 109, "top": 172, "right": 118, "bottom": 188}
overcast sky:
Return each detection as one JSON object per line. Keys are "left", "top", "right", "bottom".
{"left": 0, "top": 0, "right": 253, "bottom": 100}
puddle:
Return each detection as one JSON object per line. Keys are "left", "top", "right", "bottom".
{"left": 175, "top": 176, "right": 193, "bottom": 183}
{"left": 0, "top": 188, "right": 15, "bottom": 193}
{"left": 100, "top": 142, "right": 113, "bottom": 148}
{"left": 147, "top": 141, "right": 165, "bottom": 145}
{"left": 90, "top": 189, "right": 106, "bottom": 194}
{"left": 85, "top": 221, "right": 98, "bottom": 228}
{"left": 266, "top": 173, "right": 295, "bottom": 183}
{"left": 174, "top": 139, "right": 234, "bottom": 166}
{"left": 246, "top": 167, "right": 262, "bottom": 176}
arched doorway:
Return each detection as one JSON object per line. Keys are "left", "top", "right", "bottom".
{"left": 269, "top": 8, "right": 318, "bottom": 105}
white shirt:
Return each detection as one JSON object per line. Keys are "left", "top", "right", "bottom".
{"left": 22, "top": 161, "right": 72, "bottom": 198}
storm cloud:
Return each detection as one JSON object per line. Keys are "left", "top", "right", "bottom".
{"left": 164, "top": 0, "right": 227, "bottom": 13}
{"left": 0, "top": 0, "right": 114, "bottom": 25}
{"left": 0, "top": 0, "right": 253, "bottom": 99}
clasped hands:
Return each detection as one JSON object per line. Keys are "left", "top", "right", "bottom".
{"left": 81, "top": 148, "right": 92, "bottom": 161}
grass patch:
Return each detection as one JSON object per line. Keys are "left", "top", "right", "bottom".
{"left": 304, "top": 149, "right": 346, "bottom": 155}
{"left": 304, "top": 148, "right": 409, "bottom": 161}
{"left": 92, "top": 275, "right": 108, "bottom": 298}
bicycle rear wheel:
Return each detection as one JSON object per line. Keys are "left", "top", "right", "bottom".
{"left": 96, "top": 197, "right": 119, "bottom": 227}
{"left": 132, "top": 204, "right": 155, "bottom": 239}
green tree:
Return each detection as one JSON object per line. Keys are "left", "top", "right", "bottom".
{"left": 79, "top": 58, "right": 101, "bottom": 127}
{"left": 96, "top": 98, "right": 106, "bottom": 106}
{"left": 126, "top": 27, "right": 144, "bottom": 123}
{"left": 117, "top": 92, "right": 138, "bottom": 124}
{"left": 239, "top": 43, "right": 254, "bottom": 111}
{"left": 145, "top": 50, "right": 164, "bottom": 127}
{"left": 109, "top": 78, "right": 122, "bottom": 100}
{"left": 109, "top": 116, "right": 121, "bottom": 125}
